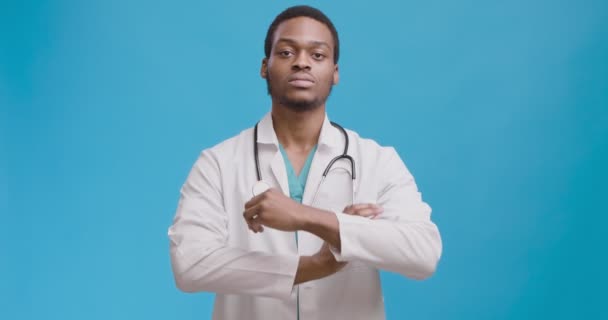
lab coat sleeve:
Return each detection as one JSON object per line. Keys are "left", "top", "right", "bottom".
{"left": 330, "top": 148, "right": 442, "bottom": 280}
{"left": 168, "top": 150, "right": 299, "bottom": 300}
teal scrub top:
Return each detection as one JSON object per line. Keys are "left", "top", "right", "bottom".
{"left": 278, "top": 143, "right": 317, "bottom": 320}
{"left": 278, "top": 144, "right": 318, "bottom": 204}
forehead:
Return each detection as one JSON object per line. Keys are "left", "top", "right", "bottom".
{"left": 273, "top": 17, "right": 334, "bottom": 48}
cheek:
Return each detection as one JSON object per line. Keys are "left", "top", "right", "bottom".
{"left": 267, "top": 61, "right": 288, "bottom": 75}
{"left": 267, "top": 68, "right": 287, "bottom": 85}
{"left": 319, "top": 67, "right": 336, "bottom": 84}
{"left": 320, "top": 72, "right": 335, "bottom": 89}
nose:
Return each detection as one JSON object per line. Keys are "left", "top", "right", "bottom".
{"left": 291, "top": 52, "right": 311, "bottom": 71}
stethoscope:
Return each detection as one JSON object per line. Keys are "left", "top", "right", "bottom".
{"left": 252, "top": 121, "right": 356, "bottom": 205}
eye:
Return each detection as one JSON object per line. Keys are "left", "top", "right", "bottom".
{"left": 312, "top": 52, "right": 325, "bottom": 60}
{"left": 279, "top": 50, "right": 294, "bottom": 57}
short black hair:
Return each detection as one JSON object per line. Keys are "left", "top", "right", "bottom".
{"left": 264, "top": 5, "right": 340, "bottom": 64}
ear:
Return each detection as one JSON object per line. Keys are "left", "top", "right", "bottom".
{"left": 261, "top": 58, "right": 268, "bottom": 79}
{"left": 333, "top": 64, "right": 340, "bottom": 85}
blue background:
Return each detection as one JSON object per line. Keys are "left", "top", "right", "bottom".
{"left": 2, "top": 0, "right": 607, "bottom": 319}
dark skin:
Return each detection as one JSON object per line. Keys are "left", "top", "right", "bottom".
{"left": 245, "top": 17, "right": 383, "bottom": 285}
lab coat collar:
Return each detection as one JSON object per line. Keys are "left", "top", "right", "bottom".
{"left": 256, "top": 112, "right": 340, "bottom": 149}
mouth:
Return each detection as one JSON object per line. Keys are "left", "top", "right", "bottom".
{"left": 287, "top": 74, "right": 315, "bottom": 88}
{"left": 288, "top": 79, "right": 315, "bottom": 88}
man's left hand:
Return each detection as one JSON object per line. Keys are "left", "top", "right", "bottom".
{"left": 343, "top": 203, "right": 383, "bottom": 219}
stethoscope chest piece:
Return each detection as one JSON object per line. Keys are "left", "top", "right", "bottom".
{"left": 252, "top": 180, "right": 271, "bottom": 197}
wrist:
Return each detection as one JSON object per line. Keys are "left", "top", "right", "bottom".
{"left": 298, "top": 206, "right": 329, "bottom": 233}
{"left": 311, "top": 251, "right": 332, "bottom": 274}
{"left": 295, "top": 204, "right": 315, "bottom": 231}
{"left": 294, "top": 254, "right": 331, "bottom": 285}
{"left": 298, "top": 207, "right": 341, "bottom": 250}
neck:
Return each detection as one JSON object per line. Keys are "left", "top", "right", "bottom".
{"left": 271, "top": 104, "right": 325, "bottom": 152}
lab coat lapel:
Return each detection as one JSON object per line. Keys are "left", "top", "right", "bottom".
{"left": 301, "top": 145, "right": 334, "bottom": 205}
{"left": 257, "top": 113, "right": 289, "bottom": 195}
{"left": 270, "top": 149, "right": 290, "bottom": 196}
{"left": 301, "top": 116, "right": 341, "bottom": 205}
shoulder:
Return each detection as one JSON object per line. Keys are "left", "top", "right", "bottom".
{"left": 196, "top": 126, "right": 254, "bottom": 166}
{"left": 343, "top": 128, "right": 421, "bottom": 197}
{"left": 344, "top": 128, "right": 400, "bottom": 163}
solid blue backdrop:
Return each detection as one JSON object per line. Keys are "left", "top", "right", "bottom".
{"left": 2, "top": 0, "right": 607, "bottom": 319}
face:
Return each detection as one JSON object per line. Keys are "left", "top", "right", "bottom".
{"left": 261, "top": 17, "right": 339, "bottom": 112}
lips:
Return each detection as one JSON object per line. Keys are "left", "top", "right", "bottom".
{"left": 287, "top": 73, "right": 315, "bottom": 88}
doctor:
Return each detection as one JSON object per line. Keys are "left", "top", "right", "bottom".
{"left": 168, "top": 5, "right": 442, "bottom": 320}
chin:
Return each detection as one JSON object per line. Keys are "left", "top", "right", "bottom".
{"left": 280, "top": 96, "right": 323, "bottom": 112}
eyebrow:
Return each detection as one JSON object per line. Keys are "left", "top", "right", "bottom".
{"left": 275, "top": 37, "right": 331, "bottom": 49}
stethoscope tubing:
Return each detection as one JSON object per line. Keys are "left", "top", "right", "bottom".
{"left": 253, "top": 121, "right": 356, "bottom": 182}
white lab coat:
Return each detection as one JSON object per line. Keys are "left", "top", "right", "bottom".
{"left": 168, "top": 112, "right": 442, "bottom": 320}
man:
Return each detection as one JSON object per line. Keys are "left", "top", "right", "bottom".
{"left": 168, "top": 5, "right": 442, "bottom": 320}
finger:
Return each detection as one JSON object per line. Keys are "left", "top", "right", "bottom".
{"left": 343, "top": 205, "right": 354, "bottom": 214}
{"left": 321, "top": 242, "right": 330, "bottom": 251}
{"left": 247, "top": 187, "right": 281, "bottom": 209}
{"left": 248, "top": 223, "right": 264, "bottom": 233}
{"left": 351, "top": 207, "right": 384, "bottom": 217}
{"left": 351, "top": 209, "right": 376, "bottom": 217}
{"left": 244, "top": 193, "right": 264, "bottom": 209}
{"left": 349, "top": 203, "right": 380, "bottom": 211}
{"left": 247, "top": 218, "right": 264, "bottom": 232}
{"left": 250, "top": 218, "right": 264, "bottom": 232}
{"left": 244, "top": 204, "right": 267, "bottom": 233}
{"left": 351, "top": 204, "right": 383, "bottom": 215}
{"left": 243, "top": 205, "right": 262, "bottom": 222}
{"left": 245, "top": 187, "right": 278, "bottom": 209}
